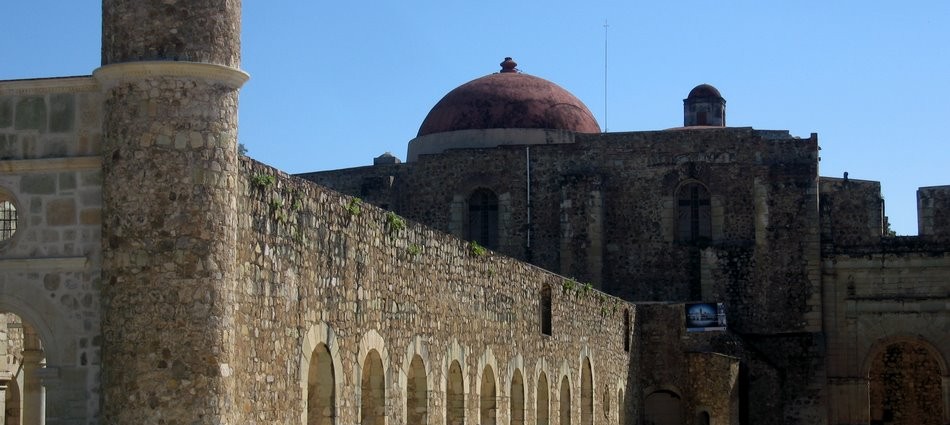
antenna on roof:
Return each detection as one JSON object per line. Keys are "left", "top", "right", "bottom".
{"left": 604, "top": 19, "right": 609, "bottom": 133}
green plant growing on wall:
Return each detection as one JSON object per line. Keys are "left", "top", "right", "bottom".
{"left": 252, "top": 173, "right": 276, "bottom": 189}
{"left": 468, "top": 241, "right": 487, "bottom": 257}
{"left": 582, "top": 282, "right": 593, "bottom": 295}
{"left": 406, "top": 243, "right": 422, "bottom": 256}
{"left": 345, "top": 197, "right": 362, "bottom": 217}
{"left": 385, "top": 211, "right": 406, "bottom": 236}
{"left": 562, "top": 278, "right": 577, "bottom": 293}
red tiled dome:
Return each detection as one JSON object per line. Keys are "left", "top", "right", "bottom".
{"left": 417, "top": 58, "right": 600, "bottom": 137}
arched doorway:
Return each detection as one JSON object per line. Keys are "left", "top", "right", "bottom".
{"left": 868, "top": 338, "right": 946, "bottom": 425}
{"left": 407, "top": 355, "right": 427, "bottom": 425}
{"left": 480, "top": 365, "right": 497, "bottom": 425}
{"left": 644, "top": 389, "right": 684, "bottom": 425}
{"left": 447, "top": 360, "right": 464, "bottom": 425}
{"left": 581, "top": 359, "right": 592, "bottom": 425}
{"left": 361, "top": 350, "right": 385, "bottom": 425}
{"left": 511, "top": 370, "right": 524, "bottom": 425}
{"left": 559, "top": 377, "right": 571, "bottom": 425}
{"left": 306, "top": 343, "right": 335, "bottom": 425}
{"left": 537, "top": 372, "right": 549, "bottom": 425}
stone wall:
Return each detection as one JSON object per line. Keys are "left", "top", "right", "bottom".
{"left": 235, "top": 158, "right": 633, "bottom": 424}
{"left": 0, "top": 76, "right": 104, "bottom": 424}
{"left": 918, "top": 185, "right": 950, "bottom": 240}
{"left": 822, "top": 244, "right": 950, "bottom": 425}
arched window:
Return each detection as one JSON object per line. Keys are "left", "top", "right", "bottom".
{"left": 676, "top": 183, "right": 711, "bottom": 243}
{"left": 537, "top": 373, "right": 550, "bottom": 425}
{"left": 868, "top": 339, "right": 945, "bottom": 425}
{"left": 540, "top": 284, "right": 552, "bottom": 336}
{"left": 644, "top": 390, "right": 684, "bottom": 425}
{"left": 581, "top": 359, "right": 593, "bottom": 425}
{"left": 307, "top": 343, "right": 335, "bottom": 425}
{"left": 617, "top": 389, "right": 624, "bottom": 425}
{"left": 468, "top": 188, "right": 499, "bottom": 250}
{"left": 480, "top": 365, "right": 497, "bottom": 425}
{"left": 407, "top": 355, "right": 427, "bottom": 424}
{"left": 447, "top": 361, "right": 465, "bottom": 425}
{"left": 511, "top": 370, "right": 525, "bottom": 425}
{"left": 559, "top": 377, "right": 572, "bottom": 425}
{"left": 697, "top": 410, "right": 711, "bottom": 425}
{"left": 361, "top": 350, "right": 385, "bottom": 425}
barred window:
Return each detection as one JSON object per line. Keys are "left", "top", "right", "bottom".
{"left": 0, "top": 201, "right": 16, "bottom": 242}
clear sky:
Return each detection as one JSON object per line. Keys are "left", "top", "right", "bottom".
{"left": 3, "top": 1, "right": 948, "bottom": 235}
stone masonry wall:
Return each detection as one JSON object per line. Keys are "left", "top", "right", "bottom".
{"left": 234, "top": 158, "right": 633, "bottom": 424}
{"left": 0, "top": 76, "right": 104, "bottom": 424}
{"left": 822, "top": 247, "right": 950, "bottom": 424}
{"left": 918, "top": 185, "right": 950, "bottom": 240}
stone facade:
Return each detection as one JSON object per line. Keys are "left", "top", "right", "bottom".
{"left": 0, "top": 2, "right": 947, "bottom": 425}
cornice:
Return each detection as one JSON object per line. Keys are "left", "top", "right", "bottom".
{"left": 93, "top": 61, "right": 250, "bottom": 89}
{"left": 0, "top": 76, "right": 99, "bottom": 96}
{"left": 0, "top": 156, "right": 102, "bottom": 174}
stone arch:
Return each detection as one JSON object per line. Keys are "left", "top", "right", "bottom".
{"left": 401, "top": 336, "right": 432, "bottom": 425}
{"left": 476, "top": 347, "right": 500, "bottom": 425}
{"left": 578, "top": 349, "right": 594, "bottom": 425}
{"left": 864, "top": 335, "right": 948, "bottom": 425}
{"left": 444, "top": 339, "right": 468, "bottom": 425}
{"left": 357, "top": 330, "right": 390, "bottom": 425}
{"left": 559, "top": 375, "right": 572, "bottom": 425}
{"left": 508, "top": 354, "right": 526, "bottom": 425}
{"left": 643, "top": 386, "right": 685, "bottom": 425}
{"left": 0, "top": 283, "right": 93, "bottom": 423}
{"left": 480, "top": 364, "right": 498, "bottom": 425}
{"left": 300, "top": 322, "right": 344, "bottom": 425}
{"left": 534, "top": 358, "right": 553, "bottom": 425}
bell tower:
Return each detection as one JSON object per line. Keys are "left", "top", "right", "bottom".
{"left": 96, "top": 1, "right": 247, "bottom": 423}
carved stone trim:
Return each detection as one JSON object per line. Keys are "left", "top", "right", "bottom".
{"left": 93, "top": 61, "right": 250, "bottom": 89}
{"left": 0, "top": 157, "right": 102, "bottom": 174}
{"left": 0, "top": 257, "right": 89, "bottom": 272}
{"left": 0, "top": 76, "right": 99, "bottom": 96}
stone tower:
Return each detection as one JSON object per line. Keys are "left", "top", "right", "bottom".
{"left": 683, "top": 83, "right": 726, "bottom": 127}
{"left": 95, "top": 1, "right": 247, "bottom": 423}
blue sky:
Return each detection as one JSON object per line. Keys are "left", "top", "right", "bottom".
{"left": 3, "top": 1, "right": 948, "bottom": 235}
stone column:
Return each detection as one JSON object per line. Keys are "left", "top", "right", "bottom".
{"left": 20, "top": 349, "right": 43, "bottom": 425}
{"left": 97, "top": 1, "right": 247, "bottom": 423}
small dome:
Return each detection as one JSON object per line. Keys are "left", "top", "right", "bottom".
{"left": 417, "top": 58, "right": 600, "bottom": 137}
{"left": 687, "top": 84, "right": 723, "bottom": 99}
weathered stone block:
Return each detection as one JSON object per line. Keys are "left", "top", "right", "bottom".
{"left": 47, "top": 198, "right": 77, "bottom": 226}
{"left": 0, "top": 97, "right": 12, "bottom": 128}
{"left": 20, "top": 174, "right": 57, "bottom": 194}
{"left": 14, "top": 96, "right": 47, "bottom": 131}
{"left": 59, "top": 172, "right": 77, "bottom": 191}
{"left": 0, "top": 134, "right": 19, "bottom": 159}
{"left": 50, "top": 93, "right": 75, "bottom": 133}
{"left": 79, "top": 208, "right": 101, "bottom": 225}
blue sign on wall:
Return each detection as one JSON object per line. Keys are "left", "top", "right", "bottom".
{"left": 685, "top": 303, "right": 727, "bottom": 332}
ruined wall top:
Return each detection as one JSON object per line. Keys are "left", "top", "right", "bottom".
{"left": 101, "top": 0, "right": 241, "bottom": 67}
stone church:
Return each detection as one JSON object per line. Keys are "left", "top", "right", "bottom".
{"left": 0, "top": 1, "right": 947, "bottom": 424}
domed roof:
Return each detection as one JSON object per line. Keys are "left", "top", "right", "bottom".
{"left": 687, "top": 84, "right": 723, "bottom": 99}
{"left": 417, "top": 58, "right": 600, "bottom": 137}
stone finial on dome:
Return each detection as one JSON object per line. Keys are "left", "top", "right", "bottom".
{"left": 500, "top": 57, "right": 518, "bottom": 73}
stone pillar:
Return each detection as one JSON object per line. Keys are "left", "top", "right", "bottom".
{"left": 97, "top": 1, "right": 247, "bottom": 423}
{"left": 20, "top": 349, "right": 43, "bottom": 425}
